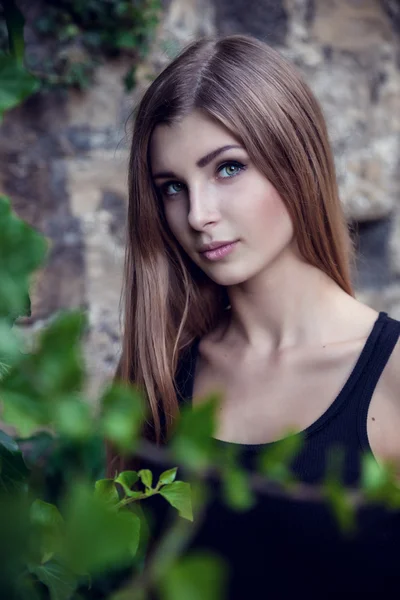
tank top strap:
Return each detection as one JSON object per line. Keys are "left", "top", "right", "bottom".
{"left": 356, "top": 312, "right": 400, "bottom": 454}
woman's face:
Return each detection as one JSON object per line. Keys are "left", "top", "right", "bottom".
{"left": 149, "top": 109, "right": 297, "bottom": 287}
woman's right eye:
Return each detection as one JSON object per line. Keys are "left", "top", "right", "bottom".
{"left": 161, "top": 181, "right": 184, "bottom": 198}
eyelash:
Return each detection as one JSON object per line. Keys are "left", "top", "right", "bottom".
{"left": 159, "top": 160, "right": 247, "bottom": 198}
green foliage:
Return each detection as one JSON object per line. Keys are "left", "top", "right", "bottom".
{"left": 27, "top": 0, "right": 161, "bottom": 91}
{"left": 323, "top": 477, "right": 356, "bottom": 536}
{"left": 220, "top": 464, "right": 256, "bottom": 512}
{"left": 0, "top": 195, "right": 47, "bottom": 320}
{"left": 157, "top": 552, "right": 229, "bottom": 600}
{"left": 28, "top": 499, "right": 65, "bottom": 565}
{"left": 0, "top": 0, "right": 161, "bottom": 116}
{"left": 0, "top": 55, "right": 40, "bottom": 120}
{"left": 170, "top": 393, "right": 222, "bottom": 470}
{"left": 1, "top": 188, "right": 400, "bottom": 599}
{"left": 257, "top": 430, "right": 305, "bottom": 488}
{"left": 0, "top": 196, "right": 195, "bottom": 598}
{"left": 0, "top": 310, "right": 89, "bottom": 438}
{"left": 361, "top": 452, "right": 400, "bottom": 509}
{"left": 115, "top": 470, "right": 140, "bottom": 496}
{"left": 61, "top": 480, "right": 141, "bottom": 575}
{"left": 0, "top": 2, "right": 40, "bottom": 122}
{"left": 100, "top": 381, "right": 147, "bottom": 454}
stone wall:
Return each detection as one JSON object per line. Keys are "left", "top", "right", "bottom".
{"left": 1, "top": 0, "right": 399, "bottom": 401}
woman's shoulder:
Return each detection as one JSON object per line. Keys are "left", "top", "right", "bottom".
{"left": 368, "top": 312, "right": 400, "bottom": 476}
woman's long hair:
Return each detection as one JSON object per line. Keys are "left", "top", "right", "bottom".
{"left": 106, "top": 34, "right": 356, "bottom": 476}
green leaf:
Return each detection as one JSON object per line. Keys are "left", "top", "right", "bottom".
{"left": 112, "top": 487, "right": 152, "bottom": 563}
{"left": 94, "top": 479, "right": 120, "bottom": 506}
{"left": 29, "top": 560, "right": 78, "bottom": 600}
{"left": 259, "top": 430, "right": 304, "bottom": 465}
{"left": 0, "top": 311, "right": 88, "bottom": 436}
{"left": 360, "top": 454, "right": 400, "bottom": 508}
{"left": 0, "top": 319, "right": 24, "bottom": 366}
{"left": 323, "top": 479, "right": 356, "bottom": 536}
{"left": 157, "top": 551, "right": 228, "bottom": 600}
{"left": 115, "top": 470, "right": 140, "bottom": 496}
{"left": 0, "top": 429, "right": 30, "bottom": 493}
{"left": 0, "top": 389, "right": 50, "bottom": 437}
{"left": 29, "top": 499, "right": 65, "bottom": 563}
{"left": 138, "top": 469, "right": 153, "bottom": 489}
{"left": 158, "top": 467, "right": 178, "bottom": 486}
{"left": 34, "top": 310, "right": 87, "bottom": 395}
{"left": 115, "top": 31, "right": 139, "bottom": 49}
{"left": 257, "top": 431, "right": 304, "bottom": 485}
{"left": 61, "top": 24, "right": 79, "bottom": 41}
{"left": 361, "top": 452, "right": 388, "bottom": 496}
{"left": 63, "top": 481, "right": 141, "bottom": 575}
{"left": 101, "top": 382, "right": 146, "bottom": 453}
{"left": 170, "top": 394, "right": 221, "bottom": 470}
{"left": 159, "top": 481, "right": 193, "bottom": 521}
{"left": 0, "top": 56, "right": 40, "bottom": 123}
{"left": 221, "top": 466, "right": 256, "bottom": 512}
{"left": 30, "top": 499, "right": 64, "bottom": 530}
{"left": 52, "top": 394, "right": 92, "bottom": 440}
{"left": 0, "top": 195, "right": 47, "bottom": 319}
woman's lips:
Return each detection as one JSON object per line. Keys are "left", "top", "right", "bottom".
{"left": 200, "top": 241, "right": 239, "bottom": 261}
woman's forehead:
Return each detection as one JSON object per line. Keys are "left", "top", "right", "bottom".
{"left": 149, "top": 114, "right": 241, "bottom": 171}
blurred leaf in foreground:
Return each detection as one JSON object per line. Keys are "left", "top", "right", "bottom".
{"left": 62, "top": 480, "right": 141, "bottom": 576}
{"left": 221, "top": 465, "right": 256, "bottom": 512}
{"left": 323, "top": 477, "right": 356, "bottom": 537}
{"left": 29, "top": 499, "right": 65, "bottom": 564}
{"left": 0, "top": 310, "right": 87, "bottom": 437}
{"left": 0, "top": 195, "right": 47, "bottom": 320}
{"left": 361, "top": 452, "right": 400, "bottom": 508}
{"left": 101, "top": 382, "right": 147, "bottom": 454}
{"left": 170, "top": 394, "right": 221, "bottom": 471}
{"left": 157, "top": 551, "right": 229, "bottom": 600}
{"left": 257, "top": 430, "right": 304, "bottom": 487}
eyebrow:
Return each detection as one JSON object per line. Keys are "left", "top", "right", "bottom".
{"left": 152, "top": 144, "right": 244, "bottom": 180}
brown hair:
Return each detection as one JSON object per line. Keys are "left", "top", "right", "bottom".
{"left": 106, "top": 33, "right": 356, "bottom": 477}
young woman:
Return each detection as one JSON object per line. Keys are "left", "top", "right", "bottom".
{"left": 107, "top": 34, "right": 400, "bottom": 597}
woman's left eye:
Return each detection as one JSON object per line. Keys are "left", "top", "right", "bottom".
{"left": 218, "top": 161, "right": 246, "bottom": 179}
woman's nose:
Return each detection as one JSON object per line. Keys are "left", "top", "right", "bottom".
{"left": 187, "top": 186, "right": 220, "bottom": 230}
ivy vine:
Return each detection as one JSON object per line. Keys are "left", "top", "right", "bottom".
{"left": 1, "top": 0, "right": 162, "bottom": 93}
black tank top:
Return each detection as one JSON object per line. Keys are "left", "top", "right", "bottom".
{"left": 150, "top": 311, "right": 400, "bottom": 599}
